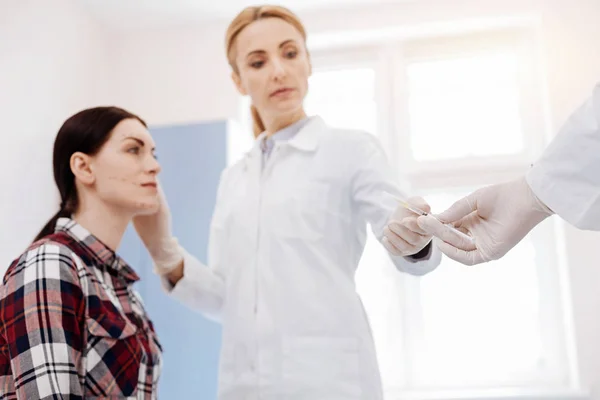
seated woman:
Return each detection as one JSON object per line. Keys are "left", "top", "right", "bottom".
{"left": 0, "top": 106, "right": 163, "bottom": 399}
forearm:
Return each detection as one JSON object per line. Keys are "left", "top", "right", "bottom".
{"left": 160, "top": 248, "right": 226, "bottom": 321}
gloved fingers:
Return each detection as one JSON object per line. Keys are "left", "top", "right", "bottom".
{"left": 385, "top": 223, "right": 423, "bottom": 247}
{"left": 155, "top": 179, "right": 171, "bottom": 209}
{"left": 406, "top": 196, "right": 431, "bottom": 214}
{"left": 400, "top": 217, "right": 429, "bottom": 236}
{"left": 435, "top": 191, "right": 479, "bottom": 223}
{"left": 417, "top": 215, "right": 477, "bottom": 252}
{"left": 383, "top": 226, "right": 416, "bottom": 253}
{"left": 382, "top": 236, "right": 404, "bottom": 256}
{"left": 433, "top": 237, "right": 486, "bottom": 266}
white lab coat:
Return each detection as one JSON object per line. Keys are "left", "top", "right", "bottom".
{"left": 167, "top": 116, "right": 441, "bottom": 399}
{"left": 526, "top": 83, "right": 600, "bottom": 230}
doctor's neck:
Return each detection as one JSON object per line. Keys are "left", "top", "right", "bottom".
{"left": 262, "top": 108, "right": 307, "bottom": 136}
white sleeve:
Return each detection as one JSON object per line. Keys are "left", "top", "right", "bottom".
{"left": 160, "top": 170, "right": 230, "bottom": 322}
{"left": 526, "top": 83, "right": 600, "bottom": 230}
{"left": 350, "top": 132, "right": 441, "bottom": 276}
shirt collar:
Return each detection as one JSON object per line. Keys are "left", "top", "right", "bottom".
{"left": 55, "top": 217, "right": 140, "bottom": 283}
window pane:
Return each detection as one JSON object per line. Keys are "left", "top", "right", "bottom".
{"left": 407, "top": 51, "right": 524, "bottom": 161}
{"left": 412, "top": 191, "right": 544, "bottom": 387}
{"left": 305, "top": 67, "right": 378, "bottom": 135}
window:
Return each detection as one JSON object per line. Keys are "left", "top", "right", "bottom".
{"left": 305, "top": 66, "right": 378, "bottom": 134}
{"left": 406, "top": 52, "right": 525, "bottom": 161}
{"left": 236, "top": 27, "right": 575, "bottom": 397}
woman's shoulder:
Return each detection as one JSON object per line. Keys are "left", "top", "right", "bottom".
{"left": 2, "top": 234, "right": 84, "bottom": 287}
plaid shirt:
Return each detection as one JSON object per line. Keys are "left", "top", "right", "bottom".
{"left": 0, "top": 218, "right": 162, "bottom": 399}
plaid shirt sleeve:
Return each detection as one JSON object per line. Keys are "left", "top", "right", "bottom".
{"left": 0, "top": 242, "right": 86, "bottom": 399}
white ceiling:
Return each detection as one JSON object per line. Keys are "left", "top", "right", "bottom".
{"left": 80, "top": 0, "right": 405, "bottom": 31}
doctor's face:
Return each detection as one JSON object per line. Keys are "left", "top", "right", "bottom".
{"left": 232, "top": 17, "right": 311, "bottom": 121}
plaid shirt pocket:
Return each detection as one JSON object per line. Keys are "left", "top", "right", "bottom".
{"left": 84, "top": 311, "right": 143, "bottom": 397}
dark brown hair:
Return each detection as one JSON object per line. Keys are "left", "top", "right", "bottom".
{"left": 33, "top": 106, "right": 146, "bottom": 242}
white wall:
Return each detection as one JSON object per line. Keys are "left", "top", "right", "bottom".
{"left": 1, "top": 0, "right": 599, "bottom": 397}
{"left": 0, "top": 0, "right": 114, "bottom": 269}
{"left": 110, "top": 21, "right": 239, "bottom": 126}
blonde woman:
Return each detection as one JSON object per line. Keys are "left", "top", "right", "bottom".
{"left": 133, "top": 5, "right": 442, "bottom": 399}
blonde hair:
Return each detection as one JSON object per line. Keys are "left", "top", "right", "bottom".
{"left": 225, "top": 5, "right": 308, "bottom": 137}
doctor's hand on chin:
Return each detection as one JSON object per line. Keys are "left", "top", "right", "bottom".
{"left": 133, "top": 182, "right": 184, "bottom": 280}
{"left": 382, "top": 196, "right": 433, "bottom": 257}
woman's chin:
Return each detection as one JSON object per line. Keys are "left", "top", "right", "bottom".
{"left": 131, "top": 198, "right": 161, "bottom": 216}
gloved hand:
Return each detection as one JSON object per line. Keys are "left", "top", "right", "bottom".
{"left": 382, "top": 196, "right": 433, "bottom": 257}
{"left": 417, "top": 176, "right": 553, "bottom": 265}
{"left": 132, "top": 183, "right": 183, "bottom": 274}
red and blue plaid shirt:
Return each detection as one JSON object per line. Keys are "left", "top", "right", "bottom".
{"left": 0, "top": 218, "right": 162, "bottom": 399}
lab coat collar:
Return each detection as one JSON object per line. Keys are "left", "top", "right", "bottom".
{"left": 252, "top": 115, "right": 325, "bottom": 155}
{"left": 286, "top": 115, "right": 325, "bottom": 152}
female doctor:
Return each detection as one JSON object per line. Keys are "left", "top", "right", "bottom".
{"left": 133, "top": 5, "right": 441, "bottom": 399}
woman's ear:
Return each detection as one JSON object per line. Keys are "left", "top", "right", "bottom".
{"left": 70, "top": 152, "right": 95, "bottom": 185}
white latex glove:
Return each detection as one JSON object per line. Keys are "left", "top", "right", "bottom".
{"left": 382, "top": 196, "right": 433, "bottom": 257}
{"left": 417, "top": 176, "right": 553, "bottom": 265}
{"left": 132, "top": 183, "right": 183, "bottom": 274}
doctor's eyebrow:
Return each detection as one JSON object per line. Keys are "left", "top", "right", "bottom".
{"left": 246, "top": 39, "right": 298, "bottom": 57}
